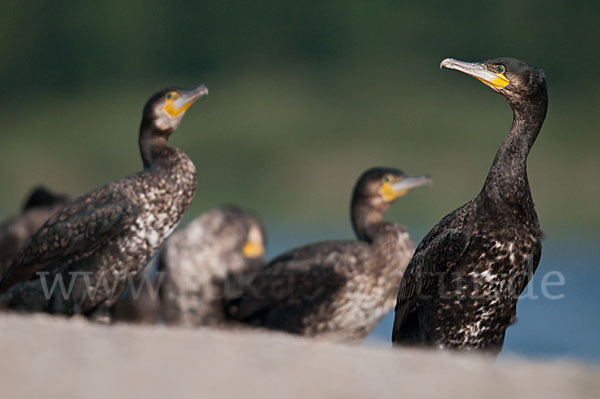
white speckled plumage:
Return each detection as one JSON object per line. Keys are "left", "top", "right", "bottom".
{"left": 393, "top": 58, "right": 547, "bottom": 355}
{"left": 0, "top": 86, "right": 206, "bottom": 315}
{"left": 158, "top": 206, "right": 266, "bottom": 327}
{"left": 226, "top": 168, "right": 431, "bottom": 343}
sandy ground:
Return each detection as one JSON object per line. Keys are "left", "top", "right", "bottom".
{"left": 0, "top": 313, "right": 598, "bottom": 399}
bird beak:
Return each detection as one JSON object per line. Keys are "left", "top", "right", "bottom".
{"left": 381, "top": 175, "right": 432, "bottom": 201}
{"left": 242, "top": 239, "right": 264, "bottom": 258}
{"left": 392, "top": 175, "right": 433, "bottom": 194}
{"left": 166, "top": 84, "right": 209, "bottom": 117}
{"left": 440, "top": 58, "right": 509, "bottom": 90}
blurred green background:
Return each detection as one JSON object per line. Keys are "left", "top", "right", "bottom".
{"left": 1, "top": 0, "right": 599, "bottom": 363}
{"left": 1, "top": 0, "right": 598, "bottom": 234}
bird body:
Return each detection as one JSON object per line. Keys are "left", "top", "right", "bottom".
{"left": 157, "top": 205, "right": 266, "bottom": 327}
{"left": 393, "top": 58, "right": 547, "bottom": 354}
{"left": 227, "top": 168, "right": 431, "bottom": 342}
{"left": 233, "top": 224, "right": 412, "bottom": 341}
{"left": 0, "top": 86, "right": 207, "bottom": 315}
{"left": 396, "top": 196, "right": 541, "bottom": 349}
{"left": 0, "top": 186, "right": 70, "bottom": 281}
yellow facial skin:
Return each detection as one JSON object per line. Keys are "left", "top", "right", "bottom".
{"left": 242, "top": 240, "right": 265, "bottom": 258}
{"left": 379, "top": 178, "right": 407, "bottom": 202}
{"left": 440, "top": 59, "right": 510, "bottom": 91}
{"left": 476, "top": 66, "right": 510, "bottom": 90}
{"left": 163, "top": 92, "right": 195, "bottom": 117}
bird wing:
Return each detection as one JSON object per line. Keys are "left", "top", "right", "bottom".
{"left": 0, "top": 186, "right": 139, "bottom": 292}
{"left": 392, "top": 207, "right": 471, "bottom": 342}
{"left": 227, "top": 241, "right": 365, "bottom": 329}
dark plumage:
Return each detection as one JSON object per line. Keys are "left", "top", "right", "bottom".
{"left": 392, "top": 58, "right": 547, "bottom": 355}
{"left": 226, "top": 168, "right": 431, "bottom": 342}
{"left": 109, "top": 269, "right": 162, "bottom": 325}
{"left": 155, "top": 205, "right": 267, "bottom": 326}
{"left": 0, "top": 186, "right": 71, "bottom": 280}
{"left": 22, "top": 186, "right": 70, "bottom": 211}
{"left": 0, "top": 86, "right": 207, "bottom": 315}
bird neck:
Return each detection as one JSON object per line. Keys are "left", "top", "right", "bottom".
{"left": 139, "top": 121, "right": 174, "bottom": 169}
{"left": 351, "top": 196, "right": 387, "bottom": 242}
{"left": 481, "top": 92, "right": 547, "bottom": 204}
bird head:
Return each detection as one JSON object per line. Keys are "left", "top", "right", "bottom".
{"left": 143, "top": 85, "right": 209, "bottom": 133}
{"left": 354, "top": 167, "right": 432, "bottom": 211}
{"left": 208, "top": 206, "right": 266, "bottom": 260}
{"left": 440, "top": 57, "right": 546, "bottom": 104}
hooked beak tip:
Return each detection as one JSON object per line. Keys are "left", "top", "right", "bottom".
{"left": 440, "top": 58, "right": 457, "bottom": 70}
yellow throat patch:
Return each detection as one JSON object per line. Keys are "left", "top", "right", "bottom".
{"left": 163, "top": 97, "right": 194, "bottom": 117}
{"left": 242, "top": 240, "right": 264, "bottom": 258}
{"left": 379, "top": 182, "right": 407, "bottom": 202}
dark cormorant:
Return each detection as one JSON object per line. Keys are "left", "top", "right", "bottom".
{"left": 392, "top": 58, "right": 547, "bottom": 354}
{"left": 0, "top": 186, "right": 71, "bottom": 280}
{"left": 0, "top": 86, "right": 207, "bottom": 315}
{"left": 157, "top": 205, "right": 267, "bottom": 326}
{"left": 226, "top": 168, "right": 431, "bottom": 342}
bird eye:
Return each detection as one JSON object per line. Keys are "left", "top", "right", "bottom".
{"left": 383, "top": 176, "right": 391, "bottom": 183}
{"left": 166, "top": 93, "right": 173, "bottom": 100}
{"left": 496, "top": 65, "right": 505, "bottom": 74}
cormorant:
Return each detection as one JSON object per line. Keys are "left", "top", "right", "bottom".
{"left": 0, "top": 186, "right": 71, "bottom": 280}
{"left": 392, "top": 58, "right": 547, "bottom": 355}
{"left": 0, "top": 86, "right": 207, "bottom": 315}
{"left": 226, "top": 168, "right": 431, "bottom": 342}
{"left": 156, "top": 205, "right": 267, "bottom": 326}
{"left": 110, "top": 205, "right": 266, "bottom": 325}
